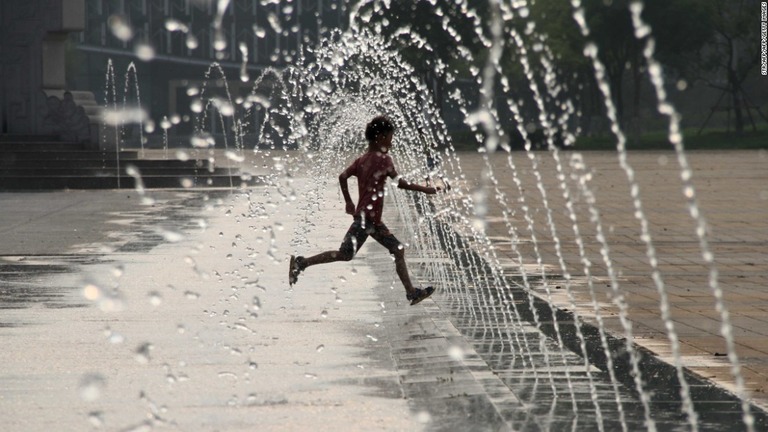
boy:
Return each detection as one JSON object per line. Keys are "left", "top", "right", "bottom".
{"left": 289, "top": 116, "right": 441, "bottom": 305}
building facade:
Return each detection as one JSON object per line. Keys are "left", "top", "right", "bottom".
{"left": 0, "top": 0, "right": 97, "bottom": 143}
{"left": 72, "top": 0, "right": 346, "bottom": 147}
{"left": 1, "top": 0, "right": 346, "bottom": 146}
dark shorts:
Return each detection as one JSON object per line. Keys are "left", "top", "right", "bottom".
{"left": 339, "top": 216, "right": 402, "bottom": 259}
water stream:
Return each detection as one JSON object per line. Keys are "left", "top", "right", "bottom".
{"left": 94, "top": 1, "right": 764, "bottom": 430}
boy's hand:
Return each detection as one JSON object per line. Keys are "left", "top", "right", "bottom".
{"left": 345, "top": 202, "right": 355, "bottom": 215}
{"left": 431, "top": 185, "right": 450, "bottom": 194}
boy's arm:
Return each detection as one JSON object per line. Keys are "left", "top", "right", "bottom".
{"left": 397, "top": 177, "right": 438, "bottom": 194}
{"left": 339, "top": 172, "right": 356, "bottom": 214}
{"left": 389, "top": 166, "right": 439, "bottom": 194}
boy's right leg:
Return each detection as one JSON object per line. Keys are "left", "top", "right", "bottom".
{"left": 372, "top": 225, "right": 435, "bottom": 305}
{"left": 304, "top": 251, "right": 348, "bottom": 266}
{"left": 289, "top": 250, "right": 354, "bottom": 286}
{"left": 288, "top": 255, "right": 305, "bottom": 286}
{"left": 289, "top": 252, "right": 344, "bottom": 286}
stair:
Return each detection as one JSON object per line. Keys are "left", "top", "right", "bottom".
{"left": 0, "top": 140, "right": 261, "bottom": 190}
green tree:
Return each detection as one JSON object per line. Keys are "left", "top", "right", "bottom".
{"left": 531, "top": 0, "right": 714, "bottom": 129}
{"left": 357, "top": 1, "right": 486, "bottom": 81}
{"left": 690, "top": 0, "right": 763, "bottom": 134}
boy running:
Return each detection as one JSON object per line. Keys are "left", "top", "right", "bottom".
{"left": 289, "top": 116, "right": 440, "bottom": 305}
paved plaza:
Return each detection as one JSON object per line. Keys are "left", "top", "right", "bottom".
{"left": 456, "top": 150, "right": 768, "bottom": 410}
{"left": 0, "top": 149, "right": 765, "bottom": 431}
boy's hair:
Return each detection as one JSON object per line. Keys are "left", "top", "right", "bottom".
{"left": 365, "top": 116, "right": 395, "bottom": 142}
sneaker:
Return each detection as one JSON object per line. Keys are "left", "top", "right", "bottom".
{"left": 406, "top": 286, "right": 435, "bottom": 305}
{"left": 289, "top": 255, "right": 303, "bottom": 286}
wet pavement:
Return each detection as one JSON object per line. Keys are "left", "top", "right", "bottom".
{"left": 0, "top": 149, "right": 766, "bottom": 431}
{"left": 0, "top": 190, "right": 225, "bottom": 316}
{"left": 0, "top": 184, "right": 424, "bottom": 431}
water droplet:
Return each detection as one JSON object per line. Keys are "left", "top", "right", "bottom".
{"left": 148, "top": 291, "right": 162, "bottom": 306}
{"left": 190, "top": 98, "right": 203, "bottom": 113}
{"left": 87, "top": 411, "right": 104, "bottom": 427}
{"left": 112, "top": 265, "right": 124, "bottom": 278}
{"left": 184, "top": 291, "right": 200, "bottom": 300}
{"left": 92, "top": 288, "right": 124, "bottom": 313}
{"left": 164, "top": 18, "right": 187, "bottom": 32}
{"left": 135, "top": 343, "right": 152, "bottom": 364}
{"left": 213, "top": 31, "right": 227, "bottom": 51}
{"left": 185, "top": 34, "right": 199, "bottom": 49}
{"left": 108, "top": 14, "right": 133, "bottom": 41}
{"left": 417, "top": 410, "right": 432, "bottom": 424}
{"left": 83, "top": 283, "right": 102, "bottom": 301}
{"left": 191, "top": 132, "right": 215, "bottom": 148}
{"left": 160, "top": 229, "right": 184, "bottom": 242}
{"left": 320, "top": 309, "right": 328, "bottom": 318}
{"left": 267, "top": 12, "right": 282, "bottom": 33}
{"left": 234, "top": 323, "right": 253, "bottom": 333}
{"left": 134, "top": 42, "right": 155, "bottom": 61}
{"left": 218, "top": 371, "right": 238, "bottom": 380}
{"left": 79, "top": 373, "right": 106, "bottom": 401}
{"left": 225, "top": 151, "right": 245, "bottom": 162}
{"left": 101, "top": 107, "right": 148, "bottom": 126}
{"left": 105, "top": 327, "right": 125, "bottom": 344}
{"left": 448, "top": 345, "right": 465, "bottom": 361}
{"left": 316, "top": 344, "right": 325, "bottom": 352}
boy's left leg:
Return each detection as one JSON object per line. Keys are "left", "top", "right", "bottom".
{"left": 289, "top": 218, "right": 368, "bottom": 286}
{"left": 289, "top": 251, "right": 346, "bottom": 285}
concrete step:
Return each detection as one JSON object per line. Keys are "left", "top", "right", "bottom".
{"left": 0, "top": 139, "right": 256, "bottom": 190}
{"left": 0, "top": 150, "right": 141, "bottom": 160}
{"left": 0, "top": 173, "right": 257, "bottom": 190}
{"left": 0, "top": 166, "right": 239, "bottom": 176}
{"left": 0, "top": 158, "right": 207, "bottom": 169}
{"left": 0, "top": 134, "right": 61, "bottom": 143}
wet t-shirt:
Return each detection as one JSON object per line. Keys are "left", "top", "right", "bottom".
{"left": 342, "top": 150, "right": 395, "bottom": 224}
